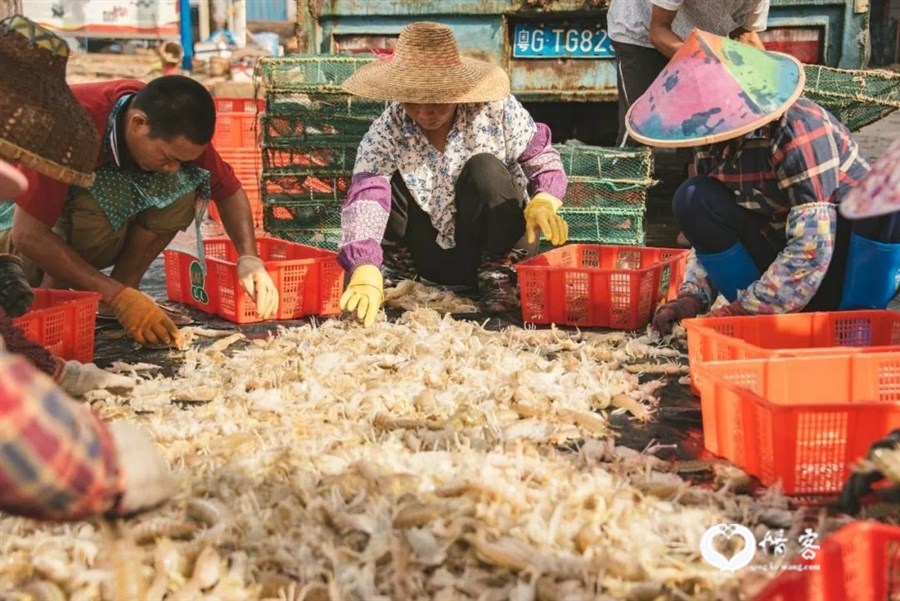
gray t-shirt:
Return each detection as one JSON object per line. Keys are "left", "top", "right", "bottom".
{"left": 607, "top": 0, "right": 770, "bottom": 48}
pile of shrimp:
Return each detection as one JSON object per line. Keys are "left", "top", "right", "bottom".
{"left": 0, "top": 309, "right": 850, "bottom": 600}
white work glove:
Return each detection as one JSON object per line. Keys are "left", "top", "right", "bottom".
{"left": 237, "top": 255, "right": 279, "bottom": 319}
{"left": 108, "top": 422, "right": 176, "bottom": 515}
{"left": 56, "top": 360, "right": 137, "bottom": 397}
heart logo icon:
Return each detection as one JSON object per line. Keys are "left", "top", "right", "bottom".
{"left": 700, "top": 523, "right": 757, "bottom": 572}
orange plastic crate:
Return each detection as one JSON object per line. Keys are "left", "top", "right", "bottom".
{"left": 207, "top": 188, "right": 263, "bottom": 229}
{"left": 212, "top": 110, "right": 260, "bottom": 149}
{"left": 695, "top": 352, "right": 900, "bottom": 494}
{"left": 214, "top": 97, "right": 264, "bottom": 114}
{"left": 684, "top": 311, "right": 900, "bottom": 395}
{"left": 12, "top": 289, "right": 100, "bottom": 362}
{"left": 164, "top": 236, "right": 344, "bottom": 323}
{"left": 752, "top": 522, "right": 900, "bottom": 601}
{"left": 514, "top": 245, "right": 689, "bottom": 329}
{"left": 208, "top": 147, "right": 263, "bottom": 228}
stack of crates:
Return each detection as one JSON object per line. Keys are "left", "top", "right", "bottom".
{"left": 256, "top": 55, "right": 655, "bottom": 249}
{"left": 210, "top": 97, "right": 265, "bottom": 228}
{"left": 555, "top": 145, "right": 654, "bottom": 246}
{"left": 257, "top": 55, "right": 384, "bottom": 249}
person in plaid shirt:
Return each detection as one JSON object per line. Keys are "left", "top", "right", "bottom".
{"left": 625, "top": 33, "right": 900, "bottom": 335}
{"left": 1, "top": 160, "right": 174, "bottom": 521}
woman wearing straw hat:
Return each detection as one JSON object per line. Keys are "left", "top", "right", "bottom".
{"left": 0, "top": 16, "right": 173, "bottom": 522}
{"left": 626, "top": 30, "right": 900, "bottom": 336}
{"left": 337, "top": 21, "right": 570, "bottom": 327}
{"left": 0, "top": 17, "right": 278, "bottom": 348}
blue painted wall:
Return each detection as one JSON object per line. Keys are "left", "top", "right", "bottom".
{"left": 247, "top": 0, "right": 287, "bottom": 22}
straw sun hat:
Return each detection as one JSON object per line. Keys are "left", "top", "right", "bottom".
{"left": 0, "top": 15, "right": 99, "bottom": 188}
{"left": 341, "top": 22, "right": 510, "bottom": 104}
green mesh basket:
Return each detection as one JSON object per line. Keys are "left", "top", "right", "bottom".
{"left": 263, "top": 143, "right": 358, "bottom": 175}
{"left": 557, "top": 206, "right": 646, "bottom": 246}
{"left": 802, "top": 65, "right": 900, "bottom": 131}
{"left": 555, "top": 145, "right": 654, "bottom": 184}
{"left": 264, "top": 200, "right": 342, "bottom": 236}
{"left": 266, "top": 229, "right": 343, "bottom": 251}
{"left": 262, "top": 93, "right": 385, "bottom": 145}
{"left": 262, "top": 174, "right": 350, "bottom": 204}
{"left": 256, "top": 55, "right": 376, "bottom": 92}
{"left": 564, "top": 179, "right": 649, "bottom": 208}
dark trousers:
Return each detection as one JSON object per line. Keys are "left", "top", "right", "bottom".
{"left": 384, "top": 154, "right": 527, "bottom": 287}
{"left": 673, "top": 176, "right": 900, "bottom": 311}
{"left": 612, "top": 40, "right": 670, "bottom": 146}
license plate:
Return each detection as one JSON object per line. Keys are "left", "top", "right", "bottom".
{"left": 512, "top": 23, "right": 615, "bottom": 59}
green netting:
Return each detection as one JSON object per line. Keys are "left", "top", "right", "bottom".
{"left": 564, "top": 178, "right": 648, "bottom": 208}
{"left": 555, "top": 145, "right": 654, "bottom": 184}
{"left": 262, "top": 174, "right": 350, "bottom": 204}
{"left": 261, "top": 107, "right": 379, "bottom": 147}
{"left": 802, "top": 65, "right": 900, "bottom": 131}
{"left": 256, "top": 55, "right": 376, "bottom": 92}
{"left": 556, "top": 206, "right": 646, "bottom": 246}
{"left": 265, "top": 229, "right": 343, "bottom": 251}
{"left": 264, "top": 200, "right": 342, "bottom": 234}
{"left": 263, "top": 143, "right": 358, "bottom": 174}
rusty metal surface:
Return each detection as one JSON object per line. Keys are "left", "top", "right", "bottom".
{"left": 317, "top": 0, "right": 609, "bottom": 17}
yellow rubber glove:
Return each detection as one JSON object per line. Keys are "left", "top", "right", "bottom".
{"left": 339, "top": 264, "right": 383, "bottom": 328}
{"left": 109, "top": 287, "right": 183, "bottom": 348}
{"left": 524, "top": 192, "right": 569, "bottom": 246}
{"left": 237, "top": 255, "right": 280, "bottom": 319}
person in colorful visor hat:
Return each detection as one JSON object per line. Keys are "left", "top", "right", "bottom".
{"left": 625, "top": 30, "right": 900, "bottom": 335}
{"left": 336, "top": 21, "right": 570, "bottom": 327}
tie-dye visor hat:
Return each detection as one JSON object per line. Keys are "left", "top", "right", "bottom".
{"left": 626, "top": 29, "right": 805, "bottom": 148}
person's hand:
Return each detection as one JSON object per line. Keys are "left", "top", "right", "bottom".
{"left": 524, "top": 192, "right": 569, "bottom": 246}
{"left": 707, "top": 300, "right": 751, "bottom": 318}
{"left": 56, "top": 360, "right": 137, "bottom": 397}
{"left": 339, "top": 264, "right": 383, "bottom": 328}
{"left": 651, "top": 294, "right": 703, "bottom": 336}
{"left": 0, "top": 254, "right": 34, "bottom": 317}
{"left": 237, "top": 255, "right": 279, "bottom": 319}
{"left": 109, "top": 287, "right": 183, "bottom": 347}
{"left": 108, "top": 421, "right": 175, "bottom": 515}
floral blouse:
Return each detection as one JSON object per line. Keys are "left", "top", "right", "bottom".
{"left": 338, "top": 95, "right": 567, "bottom": 272}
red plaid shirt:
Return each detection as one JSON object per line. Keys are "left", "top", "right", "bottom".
{"left": 0, "top": 343, "right": 123, "bottom": 521}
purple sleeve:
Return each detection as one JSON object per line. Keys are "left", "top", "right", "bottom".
{"left": 517, "top": 123, "right": 567, "bottom": 200}
{"left": 337, "top": 172, "right": 392, "bottom": 272}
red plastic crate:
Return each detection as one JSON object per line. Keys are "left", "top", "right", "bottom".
{"left": 684, "top": 311, "right": 900, "bottom": 395}
{"left": 695, "top": 352, "right": 900, "bottom": 494}
{"left": 514, "top": 245, "right": 689, "bottom": 329}
{"left": 752, "top": 522, "right": 900, "bottom": 601}
{"left": 164, "top": 236, "right": 344, "bottom": 323}
{"left": 11, "top": 289, "right": 100, "bottom": 362}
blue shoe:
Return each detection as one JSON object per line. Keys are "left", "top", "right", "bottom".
{"left": 696, "top": 242, "right": 761, "bottom": 302}
{"left": 839, "top": 233, "right": 900, "bottom": 309}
